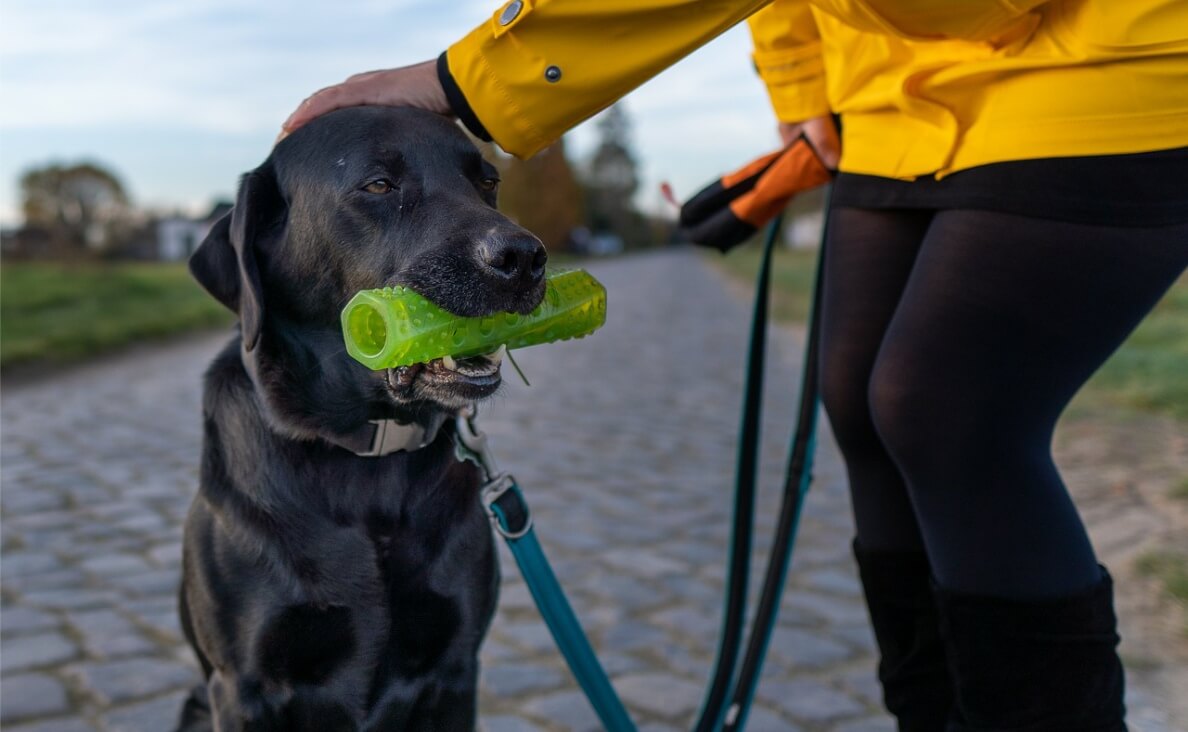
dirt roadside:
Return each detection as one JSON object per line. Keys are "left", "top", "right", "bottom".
{"left": 1056, "top": 407, "right": 1188, "bottom": 729}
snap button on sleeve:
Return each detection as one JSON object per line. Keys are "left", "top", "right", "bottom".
{"left": 499, "top": 0, "right": 523, "bottom": 26}
{"left": 545, "top": 65, "right": 562, "bottom": 83}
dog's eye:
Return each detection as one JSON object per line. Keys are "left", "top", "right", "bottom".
{"left": 363, "top": 179, "right": 394, "bottom": 195}
{"left": 479, "top": 177, "right": 499, "bottom": 193}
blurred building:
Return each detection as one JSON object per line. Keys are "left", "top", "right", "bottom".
{"left": 2, "top": 201, "right": 232, "bottom": 262}
{"left": 1, "top": 225, "right": 58, "bottom": 259}
{"left": 155, "top": 201, "right": 231, "bottom": 261}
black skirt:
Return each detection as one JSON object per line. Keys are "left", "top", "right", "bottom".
{"left": 830, "top": 147, "right": 1188, "bottom": 227}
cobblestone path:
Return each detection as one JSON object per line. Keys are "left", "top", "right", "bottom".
{"left": 0, "top": 249, "right": 1173, "bottom": 731}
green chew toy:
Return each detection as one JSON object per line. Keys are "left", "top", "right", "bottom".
{"left": 341, "top": 269, "right": 607, "bottom": 370}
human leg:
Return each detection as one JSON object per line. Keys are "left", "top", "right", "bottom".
{"left": 820, "top": 207, "right": 953, "bottom": 730}
{"left": 867, "top": 210, "right": 1188, "bottom": 728}
{"left": 868, "top": 211, "right": 1187, "bottom": 596}
{"left": 820, "top": 206, "right": 932, "bottom": 552}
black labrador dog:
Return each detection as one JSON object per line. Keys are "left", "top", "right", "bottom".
{"left": 177, "top": 106, "right": 546, "bottom": 731}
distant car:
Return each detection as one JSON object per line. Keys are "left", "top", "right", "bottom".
{"left": 588, "top": 231, "right": 624, "bottom": 256}
{"left": 567, "top": 227, "right": 625, "bottom": 256}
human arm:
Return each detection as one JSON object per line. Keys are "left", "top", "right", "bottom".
{"left": 747, "top": 1, "right": 839, "bottom": 167}
{"left": 283, "top": 0, "right": 772, "bottom": 156}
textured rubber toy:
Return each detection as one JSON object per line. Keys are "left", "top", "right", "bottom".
{"left": 342, "top": 269, "right": 607, "bottom": 370}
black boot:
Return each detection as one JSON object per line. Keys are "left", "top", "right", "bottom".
{"left": 934, "top": 568, "right": 1126, "bottom": 732}
{"left": 854, "top": 541, "right": 956, "bottom": 731}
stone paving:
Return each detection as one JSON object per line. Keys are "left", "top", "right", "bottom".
{"left": 0, "top": 249, "right": 1174, "bottom": 731}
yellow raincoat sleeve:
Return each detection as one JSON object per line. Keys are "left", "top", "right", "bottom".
{"left": 746, "top": 0, "right": 828, "bottom": 124}
{"left": 444, "top": 0, "right": 772, "bottom": 159}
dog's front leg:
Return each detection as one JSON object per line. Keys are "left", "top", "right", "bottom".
{"left": 208, "top": 670, "right": 280, "bottom": 732}
{"left": 208, "top": 669, "right": 364, "bottom": 732}
{"left": 409, "top": 688, "right": 479, "bottom": 732}
{"left": 407, "top": 667, "right": 481, "bottom": 732}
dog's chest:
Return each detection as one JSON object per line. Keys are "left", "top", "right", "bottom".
{"left": 354, "top": 486, "right": 494, "bottom": 677}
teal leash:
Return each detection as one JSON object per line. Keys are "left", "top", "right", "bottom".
{"left": 456, "top": 210, "right": 826, "bottom": 731}
{"left": 693, "top": 212, "right": 784, "bottom": 732}
{"left": 452, "top": 424, "right": 636, "bottom": 731}
{"left": 494, "top": 496, "right": 637, "bottom": 730}
{"left": 491, "top": 485, "right": 637, "bottom": 730}
{"left": 722, "top": 199, "right": 829, "bottom": 730}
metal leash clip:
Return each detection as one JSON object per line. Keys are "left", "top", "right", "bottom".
{"left": 456, "top": 407, "right": 533, "bottom": 540}
{"left": 481, "top": 474, "right": 534, "bottom": 540}
{"left": 455, "top": 405, "right": 498, "bottom": 477}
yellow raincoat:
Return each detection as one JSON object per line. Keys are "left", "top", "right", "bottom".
{"left": 444, "top": 0, "right": 1188, "bottom": 179}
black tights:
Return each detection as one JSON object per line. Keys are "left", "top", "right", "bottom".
{"left": 820, "top": 207, "right": 1188, "bottom": 598}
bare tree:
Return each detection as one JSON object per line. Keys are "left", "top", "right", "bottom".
{"left": 583, "top": 104, "right": 647, "bottom": 247}
{"left": 20, "top": 162, "right": 133, "bottom": 254}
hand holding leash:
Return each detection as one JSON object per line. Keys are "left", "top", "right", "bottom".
{"left": 672, "top": 133, "right": 834, "bottom": 254}
{"left": 777, "top": 115, "right": 840, "bottom": 169}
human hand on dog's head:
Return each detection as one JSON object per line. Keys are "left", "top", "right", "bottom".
{"left": 279, "top": 59, "right": 449, "bottom": 142}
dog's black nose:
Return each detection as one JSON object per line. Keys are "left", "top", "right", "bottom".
{"left": 479, "top": 233, "right": 547, "bottom": 286}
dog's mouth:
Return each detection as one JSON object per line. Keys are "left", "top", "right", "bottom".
{"left": 385, "top": 346, "right": 506, "bottom": 405}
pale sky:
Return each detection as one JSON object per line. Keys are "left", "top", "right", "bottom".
{"left": 0, "top": 0, "right": 782, "bottom": 227}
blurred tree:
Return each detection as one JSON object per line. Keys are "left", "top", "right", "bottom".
{"left": 494, "top": 138, "right": 583, "bottom": 253}
{"left": 20, "top": 162, "right": 133, "bottom": 255}
{"left": 583, "top": 104, "right": 648, "bottom": 248}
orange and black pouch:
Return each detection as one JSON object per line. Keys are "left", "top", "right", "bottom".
{"left": 678, "top": 135, "right": 833, "bottom": 253}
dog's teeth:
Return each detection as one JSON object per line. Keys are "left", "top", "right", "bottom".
{"left": 442, "top": 355, "right": 458, "bottom": 371}
{"left": 487, "top": 345, "right": 506, "bottom": 365}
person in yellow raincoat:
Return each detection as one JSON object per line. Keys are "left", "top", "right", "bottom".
{"left": 284, "top": 2, "right": 1188, "bottom": 728}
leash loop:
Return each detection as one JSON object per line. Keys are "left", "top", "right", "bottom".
{"left": 456, "top": 409, "right": 534, "bottom": 540}
{"left": 484, "top": 475, "right": 534, "bottom": 539}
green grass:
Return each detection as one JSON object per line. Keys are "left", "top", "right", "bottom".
{"left": 1135, "top": 551, "right": 1188, "bottom": 636}
{"left": 1171, "top": 476, "right": 1188, "bottom": 502}
{"left": 712, "top": 242, "right": 1188, "bottom": 421}
{"left": 1, "top": 261, "right": 231, "bottom": 369}
{"left": 714, "top": 244, "right": 820, "bottom": 324}
{"left": 1078, "top": 279, "right": 1188, "bottom": 419}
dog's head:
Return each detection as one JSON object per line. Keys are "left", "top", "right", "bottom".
{"left": 190, "top": 106, "right": 546, "bottom": 437}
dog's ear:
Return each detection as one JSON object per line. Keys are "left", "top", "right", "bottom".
{"left": 189, "top": 214, "right": 238, "bottom": 310}
{"left": 189, "top": 169, "right": 282, "bottom": 352}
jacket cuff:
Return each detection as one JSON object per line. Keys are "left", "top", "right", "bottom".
{"left": 437, "top": 52, "right": 492, "bottom": 142}
{"left": 752, "top": 43, "right": 829, "bottom": 124}
{"left": 446, "top": 20, "right": 554, "bottom": 159}
{"left": 764, "top": 77, "right": 829, "bottom": 123}
{"left": 753, "top": 42, "right": 825, "bottom": 86}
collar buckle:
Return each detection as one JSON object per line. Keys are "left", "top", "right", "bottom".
{"left": 355, "top": 418, "right": 428, "bottom": 457}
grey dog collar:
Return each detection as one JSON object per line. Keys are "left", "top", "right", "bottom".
{"left": 240, "top": 343, "right": 446, "bottom": 457}
{"left": 323, "top": 413, "right": 449, "bottom": 456}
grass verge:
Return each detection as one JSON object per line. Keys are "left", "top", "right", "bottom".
{"left": 1135, "top": 552, "right": 1188, "bottom": 636}
{"left": 1079, "top": 279, "right": 1188, "bottom": 419}
{"left": 1172, "top": 476, "right": 1188, "bottom": 503}
{"left": 712, "top": 244, "right": 819, "bottom": 324}
{"left": 1, "top": 261, "right": 232, "bottom": 369}
{"left": 711, "top": 242, "right": 1188, "bottom": 421}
